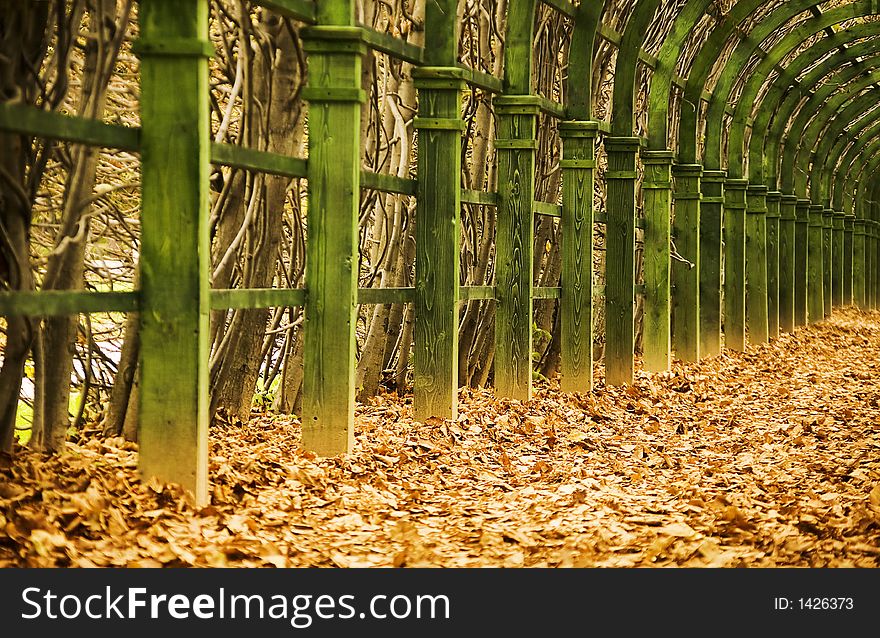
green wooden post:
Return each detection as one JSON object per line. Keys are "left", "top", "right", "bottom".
{"left": 766, "top": 191, "right": 781, "bottom": 338}
{"left": 559, "top": 122, "right": 598, "bottom": 392}
{"left": 822, "top": 208, "right": 833, "bottom": 317}
{"left": 494, "top": 95, "right": 538, "bottom": 400}
{"left": 700, "top": 170, "right": 725, "bottom": 356}
{"left": 794, "top": 199, "right": 810, "bottom": 325}
{"left": 724, "top": 179, "right": 747, "bottom": 351}
{"left": 778, "top": 194, "right": 797, "bottom": 332}
{"left": 136, "top": 0, "right": 211, "bottom": 505}
{"left": 871, "top": 219, "right": 878, "bottom": 309}
{"left": 745, "top": 185, "right": 769, "bottom": 344}
{"left": 843, "top": 213, "right": 854, "bottom": 305}
{"left": 300, "top": 24, "right": 365, "bottom": 455}
{"left": 604, "top": 137, "right": 640, "bottom": 385}
{"left": 641, "top": 150, "right": 673, "bottom": 371}
{"left": 854, "top": 217, "right": 867, "bottom": 308}
{"left": 832, "top": 211, "right": 845, "bottom": 308}
{"left": 412, "top": 66, "right": 465, "bottom": 421}
{"left": 807, "top": 204, "right": 825, "bottom": 323}
{"left": 671, "top": 163, "right": 701, "bottom": 362}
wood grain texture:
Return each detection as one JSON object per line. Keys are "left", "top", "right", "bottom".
{"left": 843, "top": 215, "right": 854, "bottom": 305}
{"left": 699, "top": 171, "right": 725, "bottom": 357}
{"left": 672, "top": 163, "right": 700, "bottom": 362}
{"left": 559, "top": 122, "right": 597, "bottom": 392}
{"left": 794, "top": 200, "right": 810, "bottom": 325}
{"left": 724, "top": 180, "right": 747, "bottom": 351}
{"left": 822, "top": 210, "right": 833, "bottom": 316}
{"left": 642, "top": 152, "right": 673, "bottom": 371}
{"left": 137, "top": 0, "right": 211, "bottom": 505}
{"left": 745, "top": 186, "right": 769, "bottom": 344}
{"left": 604, "top": 137, "right": 640, "bottom": 385}
{"left": 300, "top": 27, "right": 363, "bottom": 455}
{"left": 778, "top": 196, "right": 798, "bottom": 333}
{"left": 766, "top": 192, "right": 781, "bottom": 339}
{"left": 807, "top": 205, "right": 825, "bottom": 323}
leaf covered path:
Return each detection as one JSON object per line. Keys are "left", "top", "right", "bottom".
{"left": 2, "top": 309, "right": 880, "bottom": 567}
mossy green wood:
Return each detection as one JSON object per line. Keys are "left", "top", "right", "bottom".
{"left": 843, "top": 214, "right": 854, "bottom": 305}
{"left": 413, "top": 65, "right": 464, "bottom": 421}
{"left": 765, "top": 192, "right": 782, "bottom": 339}
{"left": 671, "top": 163, "right": 701, "bottom": 362}
{"left": 822, "top": 210, "right": 834, "bottom": 316}
{"left": 807, "top": 205, "right": 825, "bottom": 323}
{"left": 853, "top": 218, "right": 867, "bottom": 308}
{"left": 724, "top": 180, "right": 747, "bottom": 351}
{"left": 137, "top": 0, "right": 211, "bottom": 505}
{"left": 559, "top": 122, "right": 598, "bottom": 392}
{"left": 0, "top": 103, "right": 139, "bottom": 151}
{"left": 494, "top": 96, "right": 538, "bottom": 401}
{"left": 745, "top": 186, "right": 769, "bottom": 344}
{"left": 794, "top": 200, "right": 810, "bottom": 325}
{"left": 0, "top": 291, "right": 138, "bottom": 317}
{"left": 300, "top": 24, "right": 364, "bottom": 455}
{"left": 778, "top": 195, "right": 798, "bottom": 332}
{"left": 832, "top": 212, "right": 845, "bottom": 308}
{"left": 566, "top": 2, "right": 601, "bottom": 121}
{"left": 699, "top": 171, "right": 725, "bottom": 357}
{"left": 604, "top": 137, "right": 640, "bottom": 385}
{"left": 642, "top": 151, "right": 673, "bottom": 371}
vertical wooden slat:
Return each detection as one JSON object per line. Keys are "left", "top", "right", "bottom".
{"left": 766, "top": 191, "right": 781, "bottom": 338}
{"left": 778, "top": 195, "right": 798, "bottom": 333}
{"left": 807, "top": 204, "right": 825, "bottom": 323}
{"left": 822, "top": 209, "right": 833, "bottom": 317}
{"left": 794, "top": 199, "right": 810, "bottom": 325}
{"left": 559, "top": 122, "right": 598, "bottom": 392}
{"left": 723, "top": 179, "right": 747, "bottom": 351}
{"left": 604, "top": 137, "right": 641, "bottom": 385}
{"left": 300, "top": 25, "right": 365, "bottom": 454}
{"left": 412, "top": 67, "right": 465, "bottom": 420}
{"left": 699, "top": 170, "right": 725, "bottom": 356}
{"left": 642, "top": 151, "right": 673, "bottom": 371}
{"left": 136, "top": 0, "right": 211, "bottom": 505}
{"left": 853, "top": 218, "right": 867, "bottom": 308}
{"left": 843, "top": 213, "right": 854, "bottom": 305}
{"left": 832, "top": 211, "right": 845, "bottom": 309}
{"left": 494, "top": 95, "right": 539, "bottom": 400}
{"left": 745, "top": 185, "right": 769, "bottom": 344}
{"left": 671, "top": 163, "right": 701, "bottom": 362}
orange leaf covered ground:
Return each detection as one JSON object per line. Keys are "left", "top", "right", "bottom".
{"left": 2, "top": 308, "right": 879, "bottom": 567}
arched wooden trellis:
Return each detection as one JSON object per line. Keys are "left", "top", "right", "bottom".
{"left": 2, "top": 0, "right": 880, "bottom": 504}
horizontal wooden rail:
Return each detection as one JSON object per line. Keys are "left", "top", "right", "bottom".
{"left": 252, "top": 0, "right": 317, "bottom": 23}
{"left": 357, "top": 287, "right": 416, "bottom": 304}
{"left": 0, "top": 290, "right": 139, "bottom": 316}
{"left": 458, "top": 66, "right": 505, "bottom": 93}
{"left": 210, "top": 142, "right": 307, "bottom": 177}
{"left": 361, "top": 171, "right": 418, "bottom": 196}
{"left": 534, "top": 201, "right": 562, "bottom": 218}
{"left": 0, "top": 103, "right": 139, "bottom": 151}
{"left": 462, "top": 189, "right": 500, "bottom": 206}
{"left": 460, "top": 286, "right": 495, "bottom": 301}
{"left": 210, "top": 288, "right": 306, "bottom": 310}
{"left": 534, "top": 286, "right": 561, "bottom": 299}
{"left": 358, "top": 24, "right": 424, "bottom": 64}
{"left": 540, "top": 0, "right": 577, "bottom": 19}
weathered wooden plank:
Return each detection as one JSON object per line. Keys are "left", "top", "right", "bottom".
{"left": 210, "top": 288, "right": 306, "bottom": 310}
{"left": 534, "top": 287, "right": 561, "bottom": 300}
{"left": 641, "top": 151, "right": 673, "bottom": 371}
{"left": 357, "top": 24, "right": 424, "bottom": 64}
{"left": 300, "top": 24, "right": 364, "bottom": 455}
{"left": 745, "top": 185, "right": 769, "bottom": 344}
{"left": 413, "top": 64, "right": 464, "bottom": 421}
{"left": 533, "top": 200, "right": 562, "bottom": 218}
{"left": 822, "top": 209, "right": 833, "bottom": 317}
{"left": 843, "top": 214, "right": 854, "bottom": 305}
{"left": 361, "top": 170, "right": 418, "bottom": 196}
{"left": 794, "top": 200, "right": 810, "bottom": 325}
{"left": 699, "top": 171, "right": 725, "bottom": 356}
{"left": 210, "top": 142, "right": 307, "bottom": 178}
{"left": 778, "top": 195, "right": 797, "bottom": 332}
{"left": 456, "top": 66, "right": 504, "bottom": 94}
{"left": 766, "top": 192, "right": 781, "bottom": 339}
{"left": 459, "top": 286, "right": 495, "bottom": 301}
{"left": 807, "top": 205, "right": 825, "bottom": 323}
{"left": 136, "top": 0, "right": 211, "bottom": 505}
{"left": 358, "top": 287, "right": 415, "bottom": 305}
{"left": 559, "top": 121, "right": 597, "bottom": 393}
{"left": 494, "top": 95, "right": 539, "bottom": 400}
{"left": 671, "top": 162, "right": 700, "bottom": 363}
{"left": 604, "top": 137, "right": 640, "bottom": 384}
{"left": 0, "top": 291, "right": 139, "bottom": 317}
{"left": 832, "top": 211, "right": 845, "bottom": 308}
{"left": 461, "top": 189, "right": 499, "bottom": 207}
{"left": 724, "top": 179, "right": 747, "bottom": 352}
{"left": 0, "top": 102, "right": 139, "bottom": 151}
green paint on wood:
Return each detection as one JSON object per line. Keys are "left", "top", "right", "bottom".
{"left": 766, "top": 192, "right": 782, "bottom": 338}
{"left": 494, "top": 96, "right": 539, "bottom": 400}
{"left": 559, "top": 121, "right": 597, "bottom": 392}
{"left": 843, "top": 214, "right": 854, "bottom": 305}
{"left": 0, "top": 102, "right": 140, "bottom": 151}
{"left": 832, "top": 212, "right": 845, "bottom": 308}
{"left": 822, "top": 209, "right": 833, "bottom": 316}
{"left": 136, "top": 0, "right": 211, "bottom": 505}
{"left": 671, "top": 163, "right": 701, "bottom": 362}
{"left": 778, "top": 195, "right": 798, "bottom": 332}
{"left": 724, "top": 180, "right": 747, "bottom": 352}
{"left": 0, "top": 291, "right": 139, "bottom": 317}
{"left": 794, "top": 200, "right": 810, "bottom": 325}
{"left": 699, "top": 171, "right": 725, "bottom": 356}
{"left": 300, "top": 27, "right": 364, "bottom": 455}
{"left": 642, "top": 151, "right": 672, "bottom": 371}
{"left": 807, "top": 205, "right": 825, "bottom": 323}
{"left": 413, "top": 67, "right": 464, "bottom": 421}
{"left": 745, "top": 186, "right": 769, "bottom": 344}
{"left": 604, "top": 137, "right": 640, "bottom": 384}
